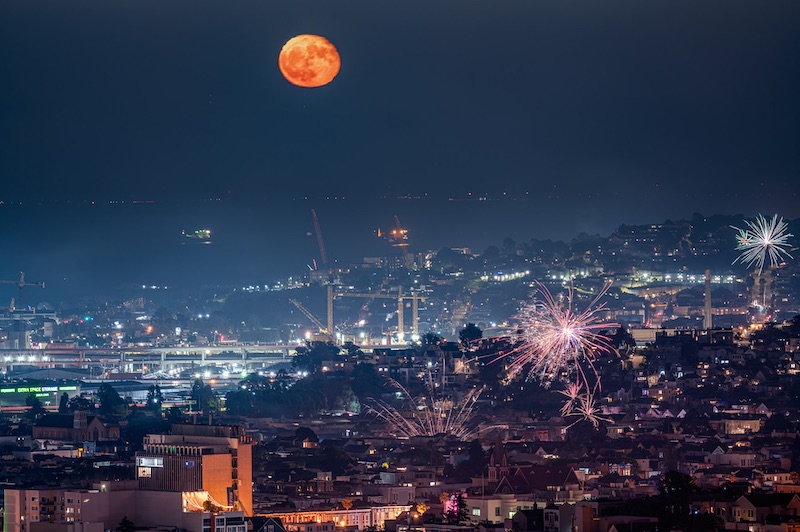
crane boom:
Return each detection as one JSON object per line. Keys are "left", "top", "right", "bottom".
{"left": 311, "top": 209, "right": 328, "bottom": 266}
{"left": 0, "top": 272, "right": 45, "bottom": 308}
{"left": 288, "top": 298, "right": 328, "bottom": 333}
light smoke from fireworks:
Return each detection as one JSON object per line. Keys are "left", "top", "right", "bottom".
{"left": 731, "top": 214, "right": 793, "bottom": 274}
{"left": 365, "top": 371, "right": 486, "bottom": 440}
{"left": 500, "top": 281, "right": 619, "bottom": 428}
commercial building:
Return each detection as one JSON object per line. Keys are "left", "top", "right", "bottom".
{"left": 135, "top": 424, "right": 254, "bottom": 516}
{"left": 2, "top": 484, "right": 245, "bottom": 532}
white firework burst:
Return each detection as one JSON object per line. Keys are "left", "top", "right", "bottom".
{"left": 731, "top": 214, "right": 793, "bottom": 274}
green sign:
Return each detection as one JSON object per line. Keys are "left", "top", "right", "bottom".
{"left": 0, "top": 385, "right": 79, "bottom": 394}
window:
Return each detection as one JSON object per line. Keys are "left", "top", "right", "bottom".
{"left": 495, "top": 508, "right": 501, "bottom": 516}
{"left": 472, "top": 508, "right": 481, "bottom": 516}
{"left": 136, "top": 457, "right": 163, "bottom": 468}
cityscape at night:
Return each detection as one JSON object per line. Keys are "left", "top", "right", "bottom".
{"left": 1, "top": 1, "right": 800, "bottom": 532}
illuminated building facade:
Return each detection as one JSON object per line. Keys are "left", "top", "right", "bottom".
{"left": 135, "top": 424, "right": 253, "bottom": 516}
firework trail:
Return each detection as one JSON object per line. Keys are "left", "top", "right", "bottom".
{"left": 500, "top": 281, "right": 619, "bottom": 428}
{"left": 731, "top": 214, "right": 793, "bottom": 274}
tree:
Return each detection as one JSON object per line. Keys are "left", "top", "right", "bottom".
{"left": 341, "top": 498, "right": 353, "bottom": 510}
{"left": 116, "top": 516, "right": 135, "bottom": 532}
{"left": 67, "top": 395, "right": 96, "bottom": 412}
{"left": 350, "top": 364, "right": 387, "bottom": 401}
{"left": 459, "top": 323, "right": 483, "bottom": 347}
{"left": 420, "top": 332, "right": 443, "bottom": 347}
{"left": 443, "top": 492, "right": 468, "bottom": 524}
{"left": 202, "top": 500, "right": 222, "bottom": 513}
{"left": 145, "top": 384, "right": 164, "bottom": 411}
{"left": 25, "top": 393, "right": 46, "bottom": 419}
{"left": 165, "top": 406, "right": 184, "bottom": 424}
{"left": 342, "top": 341, "right": 363, "bottom": 357}
{"left": 292, "top": 341, "right": 341, "bottom": 374}
{"left": 58, "top": 392, "right": 69, "bottom": 414}
{"left": 610, "top": 326, "right": 637, "bottom": 355}
{"left": 97, "top": 383, "right": 127, "bottom": 415}
{"left": 190, "top": 379, "right": 218, "bottom": 413}
{"left": 224, "top": 390, "right": 252, "bottom": 416}
{"left": 659, "top": 470, "right": 696, "bottom": 528}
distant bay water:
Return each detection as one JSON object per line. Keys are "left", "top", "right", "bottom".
{"left": 0, "top": 196, "right": 734, "bottom": 304}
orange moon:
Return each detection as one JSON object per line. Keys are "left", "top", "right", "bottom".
{"left": 278, "top": 34, "right": 341, "bottom": 88}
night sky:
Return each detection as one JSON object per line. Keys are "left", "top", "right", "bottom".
{"left": 1, "top": 1, "right": 799, "bottom": 300}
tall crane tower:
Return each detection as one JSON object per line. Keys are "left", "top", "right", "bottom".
{"left": 0, "top": 272, "right": 44, "bottom": 309}
{"left": 310, "top": 209, "right": 335, "bottom": 335}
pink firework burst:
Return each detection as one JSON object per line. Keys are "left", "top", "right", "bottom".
{"left": 565, "top": 391, "right": 612, "bottom": 429}
{"left": 507, "top": 281, "right": 619, "bottom": 385}
{"left": 557, "top": 382, "right": 583, "bottom": 417}
{"left": 500, "top": 281, "right": 620, "bottom": 429}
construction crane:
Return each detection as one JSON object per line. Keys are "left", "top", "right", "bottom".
{"left": 333, "top": 287, "right": 425, "bottom": 340}
{"left": 0, "top": 272, "right": 44, "bottom": 309}
{"left": 311, "top": 209, "right": 329, "bottom": 266}
{"left": 288, "top": 298, "right": 333, "bottom": 342}
{"left": 309, "top": 210, "right": 336, "bottom": 335}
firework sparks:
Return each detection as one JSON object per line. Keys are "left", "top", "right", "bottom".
{"left": 365, "top": 379, "right": 485, "bottom": 440}
{"left": 500, "top": 281, "right": 619, "bottom": 429}
{"left": 731, "top": 214, "right": 793, "bottom": 274}
{"left": 557, "top": 382, "right": 583, "bottom": 417}
{"left": 506, "top": 281, "right": 618, "bottom": 385}
{"left": 565, "top": 391, "right": 612, "bottom": 429}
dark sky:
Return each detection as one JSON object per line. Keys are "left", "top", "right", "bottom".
{"left": 1, "top": 0, "right": 798, "bottom": 212}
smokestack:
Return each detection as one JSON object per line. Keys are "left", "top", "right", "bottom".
{"left": 704, "top": 269, "right": 713, "bottom": 330}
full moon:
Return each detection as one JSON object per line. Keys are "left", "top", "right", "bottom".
{"left": 278, "top": 34, "right": 341, "bottom": 88}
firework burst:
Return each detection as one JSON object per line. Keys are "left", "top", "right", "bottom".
{"left": 565, "top": 391, "right": 612, "bottom": 429}
{"left": 506, "top": 281, "right": 618, "bottom": 385}
{"left": 365, "top": 368, "right": 487, "bottom": 440}
{"left": 731, "top": 214, "right": 793, "bottom": 274}
{"left": 500, "top": 281, "right": 619, "bottom": 428}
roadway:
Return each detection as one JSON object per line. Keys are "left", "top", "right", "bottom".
{"left": 0, "top": 342, "right": 398, "bottom": 372}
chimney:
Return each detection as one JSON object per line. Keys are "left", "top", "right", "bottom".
{"left": 704, "top": 269, "right": 713, "bottom": 330}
